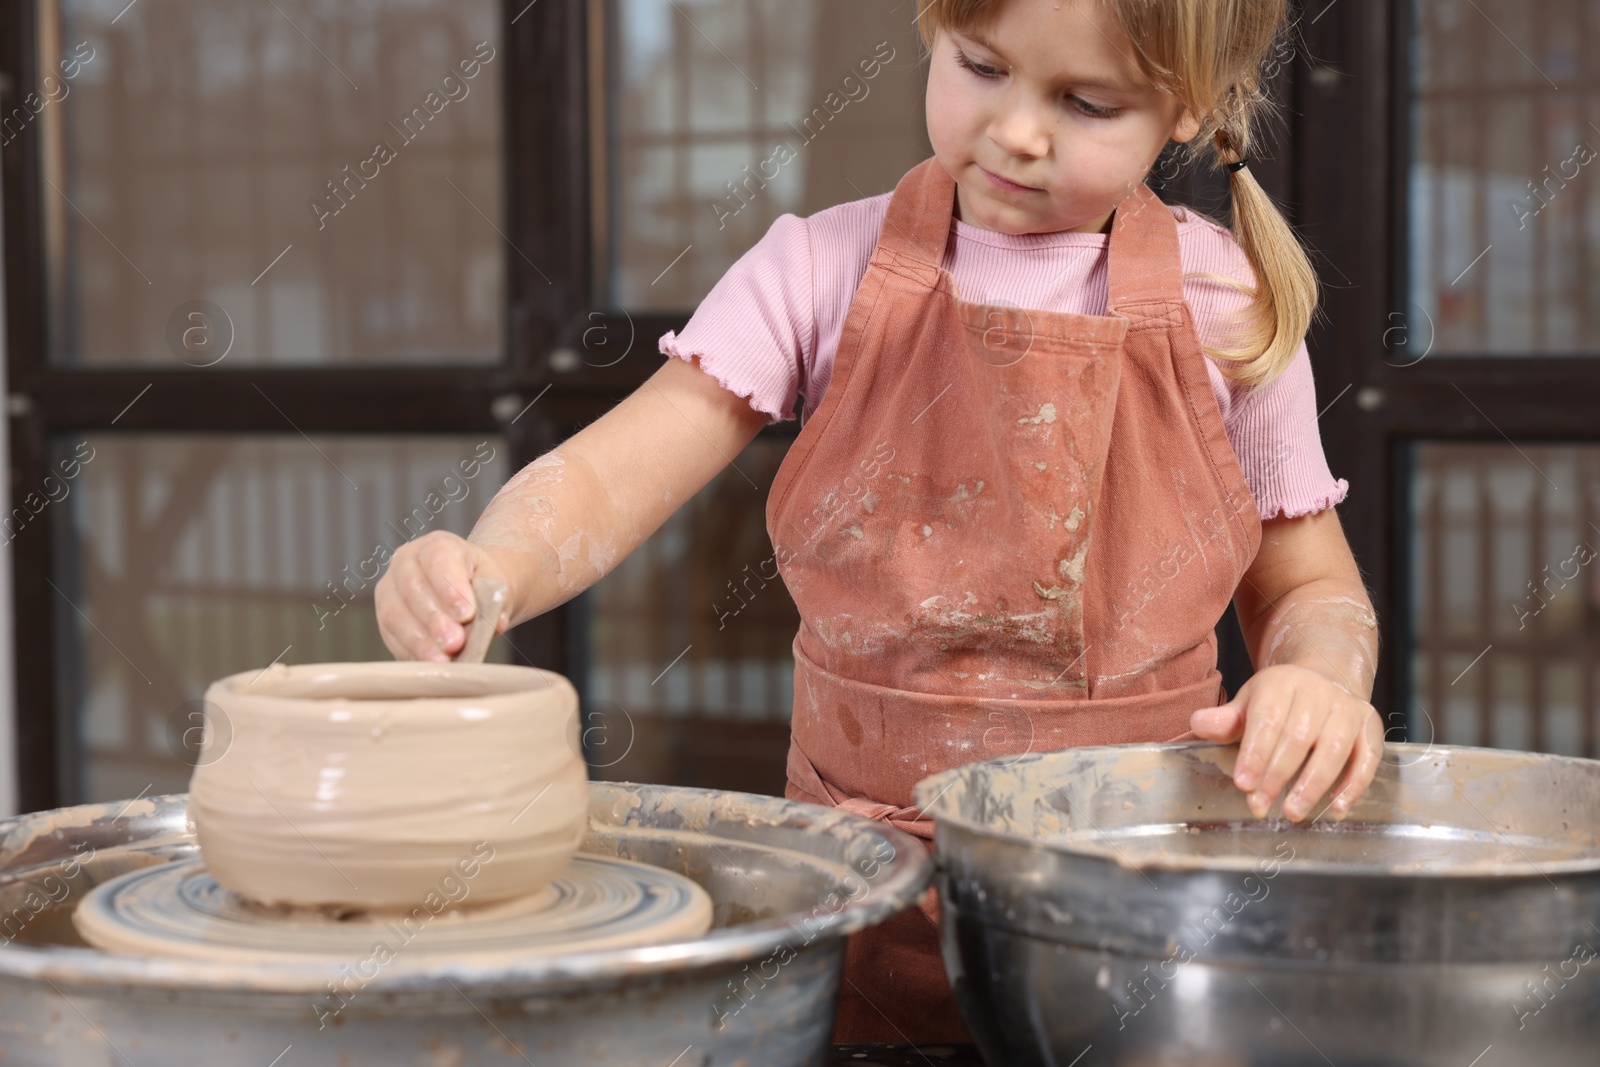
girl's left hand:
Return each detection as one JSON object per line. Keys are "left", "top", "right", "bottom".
{"left": 1189, "top": 664, "right": 1383, "bottom": 822}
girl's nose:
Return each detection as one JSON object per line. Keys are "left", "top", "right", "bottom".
{"left": 987, "top": 94, "right": 1052, "bottom": 159}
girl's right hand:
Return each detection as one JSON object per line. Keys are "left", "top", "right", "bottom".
{"left": 373, "top": 357, "right": 768, "bottom": 662}
{"left": 375, "top": 531, "right": 512, "bottom": 662}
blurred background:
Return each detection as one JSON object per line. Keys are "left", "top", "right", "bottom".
{"left": 0, "top": 0, "right": 1594, "bottom": 815}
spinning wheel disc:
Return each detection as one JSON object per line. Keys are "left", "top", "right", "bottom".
{"left": 73, "top": 855, "right": 713, "bottom": 966}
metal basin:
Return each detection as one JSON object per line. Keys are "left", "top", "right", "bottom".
{"left": 915, "top": 742, "right": 1600, "bottom": 1067}
{"left": 0, "top": 783, "right": 930, "bottom": 1066}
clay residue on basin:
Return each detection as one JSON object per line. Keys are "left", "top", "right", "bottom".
{"left": 919, "top": 743, "right": 1600, "bottom": 875}
{"left": 1050, "top": 820, "right": 1583, "bottom": 872}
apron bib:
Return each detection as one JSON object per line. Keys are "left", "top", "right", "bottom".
{"left": 766, "top": 157, "right": 1262, "bottom": 1042}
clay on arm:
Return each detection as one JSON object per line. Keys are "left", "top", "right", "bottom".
{"left": 469, "top": 356, "right": 769, "bottom": 627}
{"left": 1231, "top": 509, "right": 1379, "bottom": 700}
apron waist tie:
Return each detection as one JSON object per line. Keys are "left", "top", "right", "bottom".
{"left": 786, "top": 738, "right": 936, "bottom": 842}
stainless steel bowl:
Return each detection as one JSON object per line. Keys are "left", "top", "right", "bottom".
{"left": 0, "top": 783, "right": 930, "bottom": 1066}
{"left": 915, "top": 742, "right": 1600, "bottom": 1067}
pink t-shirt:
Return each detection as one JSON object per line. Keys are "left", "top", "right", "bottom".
{"left": 660, "top": 192, "right": 1348, "bottom": 520}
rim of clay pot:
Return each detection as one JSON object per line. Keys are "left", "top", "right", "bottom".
{"left": 211, "top": 661, "right": 568, "bottom": 710}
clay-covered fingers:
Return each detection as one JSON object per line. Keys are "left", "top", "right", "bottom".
{"left": 1228, "top": 676, "right": 1297, "bottom": 811}
{"left": 1231, "top": 668, "right": 1384, "bottom": 822}
{"left": 375, "top": 531, "right": 480, "bottom": 663}
{"left": 1277, "top": 693, "right": 1374, "bottom": 821}
{"left": 1324, "top": 707, "right": 1384, "bottom": 817}
{"left": 1251, "top": 690, "right": 1337, "bottom": 820}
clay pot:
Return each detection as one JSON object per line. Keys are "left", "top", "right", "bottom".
{"left": 188, "top": 661, "right": 588, "bottom": 911}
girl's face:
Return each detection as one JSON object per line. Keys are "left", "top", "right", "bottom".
{"left": 926, "top": 0, "right": 1201, "bottom": 235}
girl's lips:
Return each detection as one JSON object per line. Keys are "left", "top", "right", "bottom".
{"left": 980, "top": 165, "right": 1040, "bottom": 192}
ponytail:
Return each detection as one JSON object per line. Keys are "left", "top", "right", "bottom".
{"left": 1203, "top": 119, "right": 1320, "bottom": 389}
{"left": 1115, "top": 0, "right": 1318, "bottom": 390}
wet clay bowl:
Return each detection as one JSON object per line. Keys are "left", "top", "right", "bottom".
{"left": 188, "top": 661, "right": 588, "bottom": 911}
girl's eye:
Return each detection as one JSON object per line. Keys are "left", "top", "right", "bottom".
{"left": 1070, "top": 95, "right": 1122, "bottom": 120}
{"left": 952, "top": 44, "right": 1121, "bottom": 119}
{"left": 954, "top": 49, "right": 1002, "bottom": 79}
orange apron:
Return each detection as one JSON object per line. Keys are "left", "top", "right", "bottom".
{"left": 766, "top": 157, "right": 1262, "bottom": 1043}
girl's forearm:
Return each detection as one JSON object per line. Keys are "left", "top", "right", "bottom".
{"left": 466, "top": 357, "right": 770, "bottom": 628}
{"left": 1243, "top": 578, "right": 1379, "bottom": 700}
{"left": 468, "top": 445, "right": 632, "bottom": 626}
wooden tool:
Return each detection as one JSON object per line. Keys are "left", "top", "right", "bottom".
{"left": 456, "top": 576, "right": 508, "bottom": 664}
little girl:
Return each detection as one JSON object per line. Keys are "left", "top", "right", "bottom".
{"left": 376, "top": 0, "right": 1382, "bottom": 1043}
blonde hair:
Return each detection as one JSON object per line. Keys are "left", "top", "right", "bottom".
{"left": 917, "top": 0, "right": 1317, "bottom": 389}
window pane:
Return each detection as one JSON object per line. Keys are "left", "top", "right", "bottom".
{"left": 582, "top": 436, "right": 798, "bottom": 795}
{"left": 603, "top": 0, "right": 932, "bottom": 309}
{"left": 1407, "top": 0, "right": 1599, "bottom": 356}
{"left": 41, "top": 0, "right": 503, "bottom": 367}
{"left": 49, "top": 434, "right": 510, "bottom": 804}
{"left": 1408, "top": 442, "right": 1600, "bottom": 756}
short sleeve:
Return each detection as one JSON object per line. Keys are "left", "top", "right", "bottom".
{"left": 658, "top": 213, "right": 816, "bottom": 424}
{"left": 1226, "top": 341, "right": 1351, "bottom": 519}
{"left": 1178, "top": 213, "right": 1350, "bottom": 520}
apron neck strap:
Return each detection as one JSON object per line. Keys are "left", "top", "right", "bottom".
{"left": 878, "top": 160, "right": 1187, "bottom": 309}
{"left": 875, "top": 157, "right": 959, "bottom": 278}
{"left": 1107, "top": 183, "right": 1186, "bottom": 310}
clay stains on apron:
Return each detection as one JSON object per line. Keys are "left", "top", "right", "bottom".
{"left": 764, "top": 157, "right": 1263, "bottom": 1042}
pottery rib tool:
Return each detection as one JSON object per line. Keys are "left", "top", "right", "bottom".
{"left": 456, "top": 576, "right": 508, "bottom": 664}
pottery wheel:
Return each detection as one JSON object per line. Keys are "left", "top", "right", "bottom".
{"left": 73, "top": 855, "right": 713, "bottom": 966}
